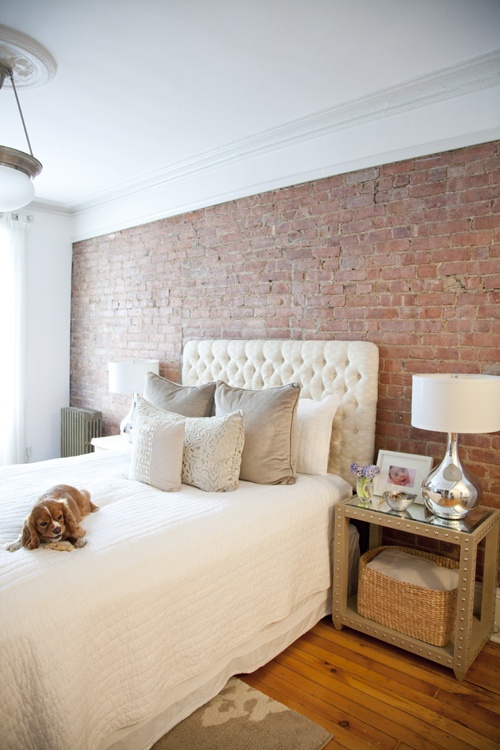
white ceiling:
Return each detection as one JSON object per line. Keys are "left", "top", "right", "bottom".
{"left": 2, "top": 0, "right": 500, "bottom": 240}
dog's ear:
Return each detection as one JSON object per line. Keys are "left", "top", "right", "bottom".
{"left": 61, "top": 502, "right": 79, "bottom": 537}
{"left": 21, "top": 515, "right": 40, "bottom": 550}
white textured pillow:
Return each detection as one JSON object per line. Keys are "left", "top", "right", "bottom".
{"left": 129, "top": 405, "right": 185, "bottom": 492}
{"left": 132, "top": 397, "right": 245, "bottom": 492}
{"left": 295, "top": 395, "right": 339, "bottom": 475}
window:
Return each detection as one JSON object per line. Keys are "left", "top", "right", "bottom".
{"left": 0, "top": 214, "right": 29, "bottom": 465}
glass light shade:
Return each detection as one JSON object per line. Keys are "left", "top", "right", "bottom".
{"left": 411, "top": 374, "right": 500, "bottom": 519}
{"left": 0, "top": 164, "right": 35, "bottom": 211}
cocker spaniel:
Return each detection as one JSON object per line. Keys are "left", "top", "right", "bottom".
{"left": 6, "top": 484, "right": 99, "bottom": 552}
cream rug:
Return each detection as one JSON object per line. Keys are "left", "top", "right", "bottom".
{"left": 152, "top": 677, "right": 332, "bottom": 750}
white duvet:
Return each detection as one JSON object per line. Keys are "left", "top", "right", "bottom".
{"left": 0, "top": 452, "right": 350, "bottom": 750}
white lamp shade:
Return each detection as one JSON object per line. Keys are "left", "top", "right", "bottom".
{"left": 0, "top": 164, "right": 35, "bottom": 211}
{"left": 411, "top": 374, "right": 500, "bottom": 434}
{"left": 109, "top": 360, "right": 160, "bottom": 394}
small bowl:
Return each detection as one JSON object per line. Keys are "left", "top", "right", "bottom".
{"left": 383, "top": 490, "right": 417, "bottom": 512}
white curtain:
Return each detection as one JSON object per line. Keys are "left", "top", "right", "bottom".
{"left": 0, "top": 214, "right": 30, "bottom": 465}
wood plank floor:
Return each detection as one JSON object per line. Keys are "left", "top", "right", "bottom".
{"left": 239, "top": 618, "right": 500, "bottom": 750}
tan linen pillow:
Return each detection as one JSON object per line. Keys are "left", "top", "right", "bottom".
{"left": 143, "top": 371, "right": 215, "bottom": 417}
{"left": 214, "top": 381, "right": 300, "bottom": 485}
{"left": 129, "top": 402, "right": 185, "bottom": 492}
{"left": 132, "top": 397, "right": 245, "bottom": 492}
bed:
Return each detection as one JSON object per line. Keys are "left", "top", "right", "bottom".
{"left": 0, "top": 339, "right": 378, "bottom": 750}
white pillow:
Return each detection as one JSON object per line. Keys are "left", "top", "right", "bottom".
{"left": 129, "top": 407, "right": 185, "bottom": 492}
{"left": 132, "top": 397, "right": 245, "bottom": 492}
{"left": 295, "top": 395, "right": 339, "bottom": 475}
{"left": 367, "top": 548, "right": 459, "bottom": 591}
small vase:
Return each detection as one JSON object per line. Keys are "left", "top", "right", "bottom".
{"left": 356, "top": 478, "right": 374, "bottom": 506}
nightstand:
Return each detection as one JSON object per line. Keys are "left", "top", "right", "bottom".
{"left": 333, "top": 496, "right": 500, "bottom": 680}
{"left": 91, "top": 435, "right": 132, "bottom": 453}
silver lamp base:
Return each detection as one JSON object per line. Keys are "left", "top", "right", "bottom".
{"left": 120, "top": 393, "right": 138, "bottom": 441}
{"left": 422, "top": 432, "right": 481, "bottom": 520}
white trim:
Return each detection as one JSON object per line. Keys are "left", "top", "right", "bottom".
{"left": 61, "top": 50, "right": 500, "bottom": 242}
{"left": 69, "top": 49, "right": 500, "bottom": 214}
{"left": 492, "top": 587, "right": 500, "bottom": 643}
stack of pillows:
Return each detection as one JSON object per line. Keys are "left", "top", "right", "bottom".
{"left": 129, "top": 372, "right": 339, "bottom": 493}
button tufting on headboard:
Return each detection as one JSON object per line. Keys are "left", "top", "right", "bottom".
{"left": 182, "top": 339, "right": 379, "bottom": 486}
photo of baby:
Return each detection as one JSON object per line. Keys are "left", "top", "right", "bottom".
{"left": 375, "top": 450, "right": 432, "bottom": 503}
{"left": 388, "top": 465, "right": 416, "bottom": 488}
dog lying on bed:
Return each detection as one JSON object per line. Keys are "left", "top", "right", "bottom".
{"left": 6, "top": 484, "right": 99, "bottom": 552}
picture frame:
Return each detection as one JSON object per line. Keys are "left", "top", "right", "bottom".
{"left": 373, "top": 450, "right": 433, "bottom": 504}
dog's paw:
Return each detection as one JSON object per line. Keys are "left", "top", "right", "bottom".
{"left": 5, "top": 540, "right": 21, "bottom": 552}
{"left": 73, "top": 538, "right": 87, "bottom": 548}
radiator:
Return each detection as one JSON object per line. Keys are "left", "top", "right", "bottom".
{"left": 61, "top": 407, "right": 102, "bottom": 457}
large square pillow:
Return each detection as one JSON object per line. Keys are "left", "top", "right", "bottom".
{"left": 143, "top": 371, "right": 215, "bottom": 417}
{"left": 295, "top": 394, "right": 339, "bottom": 475}
{"left": 129, "top": 406, "right": 185, "bottom": 492}
{"left": 132, "top": 396, "right": 245, "bottom": 492}
{"left": 214, "top": 381, "right": 300, "bottom": 485}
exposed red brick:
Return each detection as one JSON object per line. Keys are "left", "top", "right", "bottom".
{"left": 71, "top": 140, "right": 500, "bottom": 514}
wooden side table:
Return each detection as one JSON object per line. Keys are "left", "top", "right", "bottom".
{"left": 333, "top": 496, "right": 500, "bottom": 680}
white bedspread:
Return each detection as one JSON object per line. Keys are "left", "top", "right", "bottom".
{"left": 0, "top": 452, "right": 350, "bottom": 750}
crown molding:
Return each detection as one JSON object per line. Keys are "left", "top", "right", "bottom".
{"left": 68, "top": 49, "right": 500, "bottom": 216}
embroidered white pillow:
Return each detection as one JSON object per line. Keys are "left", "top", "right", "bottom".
{"left": 129, "top": 408, "right": 185, "bottom": 492}
{"left": 295, "top": 395, "right": 339, "bottom": 475}
{"left": 132, "top": 397, "right": 245, "bottom": 492}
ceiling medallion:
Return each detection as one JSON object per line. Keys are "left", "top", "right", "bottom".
{"left": 0, "top": 24, "right": 56, "bottom": 88}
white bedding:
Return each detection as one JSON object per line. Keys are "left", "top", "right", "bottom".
{"left": 0, "top": 451, "right": 351, "bottom": 750}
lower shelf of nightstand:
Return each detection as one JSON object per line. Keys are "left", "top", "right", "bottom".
{"left": 334, "top": 595, "right": 490, "bottom": 681}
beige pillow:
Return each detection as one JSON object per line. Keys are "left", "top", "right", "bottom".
{"left": 129, "top": 403, "right": 185, "bottom": 492}
{"left": 214, "top": 381, "right": 300, "bottom": 485}
{"left": 296, "top": 395, "right": 339, "bottom": 475}
{"left": 132, "top": 397, "right": 245, "bottom": 492}
{"left": 143, "top": 371, "right": 215, "bottom": 417}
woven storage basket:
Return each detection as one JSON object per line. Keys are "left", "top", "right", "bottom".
{"left": 357, "top": 546, "right": 458, "bottom": 646}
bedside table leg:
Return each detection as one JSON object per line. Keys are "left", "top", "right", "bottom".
{"left": 332, "top": 506, "right": 349, "bottom": 631}
{"left": 369, "top": 524, "right": 383, "bottom": 549}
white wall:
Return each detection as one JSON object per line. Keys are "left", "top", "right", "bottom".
{"left": 24, "top": 206, "right": 73, "bottom": 462}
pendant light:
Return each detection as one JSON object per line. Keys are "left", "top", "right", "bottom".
{"left": 0, "top": 60, "right": 42, "bottom": 211}
{"left": 0, "top": 25, "right": 56, "bottom": 211}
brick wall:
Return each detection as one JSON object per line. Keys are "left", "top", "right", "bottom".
{"left": 71, "top": 140, "right": 500, "bottom": 509}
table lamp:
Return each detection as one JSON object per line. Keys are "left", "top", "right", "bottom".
{"left": 109, "top": 360, "right": 160, "bottom": 437}
{"left": 411, "top": 374, "right": 500, "bottom": 519}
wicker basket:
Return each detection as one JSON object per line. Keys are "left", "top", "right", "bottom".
{"left": 357, "top": 546, "right": 458, "bottom": 646}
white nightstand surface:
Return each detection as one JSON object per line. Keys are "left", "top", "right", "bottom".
{"left": 91, "top": 435, "right": 132, "bottom": 453}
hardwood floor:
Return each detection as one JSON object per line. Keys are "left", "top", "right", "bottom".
{"left": 240, "top": 618, "right": 500, "bottom": 750}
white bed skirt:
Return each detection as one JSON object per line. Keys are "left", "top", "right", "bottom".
{"left": 108, "top": 521, "right": 359, "bottom": 750}
{"left": 107, "top": 589, "right": 330, "bottom": 749}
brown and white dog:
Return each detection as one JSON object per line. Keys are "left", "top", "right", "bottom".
{"left": 6, "top": 484, "right": 99, "bottom": 552}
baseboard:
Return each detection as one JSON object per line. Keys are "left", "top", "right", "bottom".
{"left": 474, "top": 585, "right": 500, "bottom": 642}
{"left": 492, "top": 587, "right": 500, "bottom": 643}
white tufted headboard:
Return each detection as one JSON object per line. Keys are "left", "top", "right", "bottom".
{"left": 182, "top": 339, "right": 379, "bottom": 487}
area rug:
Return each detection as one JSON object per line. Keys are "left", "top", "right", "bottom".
{"left": 152, "top": 677, "right": 332, "bottom": 750}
